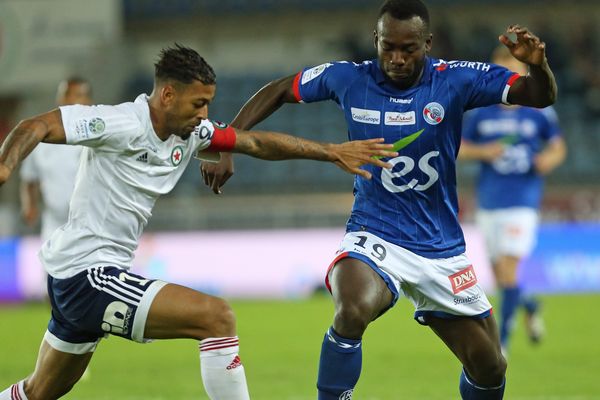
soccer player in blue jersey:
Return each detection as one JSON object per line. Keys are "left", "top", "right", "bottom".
{"left": 459, "top": 45, "right": 566, "bottom": 356}
{"left": 202, "top": 0, "right": 558, "bottom": 398}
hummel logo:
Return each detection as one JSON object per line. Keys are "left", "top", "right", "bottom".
{"left": 136, "top": 152, "right": 148, "bottom": 163}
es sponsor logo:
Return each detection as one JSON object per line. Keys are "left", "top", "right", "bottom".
{"left": 449, "top": 265, "right": 478, "bottom": 294}
{"left": 350, "top": 107, "right": 380, "bottom": 125}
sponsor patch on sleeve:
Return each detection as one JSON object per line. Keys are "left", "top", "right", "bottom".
{"left": 301, "top": 63, "right": 333, "bottom": 85}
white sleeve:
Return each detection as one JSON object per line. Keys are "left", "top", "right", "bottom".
{"left": 20, "top": 148, "right": 40, "bottom": 181}
{"left": 60, "top": 104, "right": 139, "bottom": 151}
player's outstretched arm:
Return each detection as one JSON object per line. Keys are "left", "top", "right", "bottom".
{"left": 232, "top": 130, "right": 397, "bottom": 179}
{"left": 500, "top": 25, "right": 558, "bottom": 108}
{"left": 0, "top": 109, "right": 65, "bottom": 187}
{"left": 200, "top": 75, "right": 297, "bottom": 194}
{"left": 458, "top": 140, "right": 504, "bottom": 163}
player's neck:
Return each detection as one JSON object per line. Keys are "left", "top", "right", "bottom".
{"left": 147, "top": 97, "right": 171, "bottom": 141}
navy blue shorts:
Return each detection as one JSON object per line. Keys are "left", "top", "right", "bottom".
{"left": 46, "top": 266, "right": 167, "bottom": 354}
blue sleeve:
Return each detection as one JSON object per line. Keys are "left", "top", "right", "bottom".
{"left": 456, "top": 62, "right": 519, "bottom": 110}
{"left": 294, "top": 62, "right": 357, "bottom": 105}
{"left": 462, "top": 109, "right": 482, "bottom": 142}
{"left": 539, "top": 106, "right": 562, "bottom": 141}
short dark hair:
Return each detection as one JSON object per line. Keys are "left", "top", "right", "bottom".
{"left": 378, "top": 0, "right": 430, "bottom": 29}
{"left": 154, "top": 43, "right": 216, "bottom": 85}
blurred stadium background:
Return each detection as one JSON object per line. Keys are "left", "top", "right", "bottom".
{"left": 1, "top": 0, "right": 599, "bottom": 399}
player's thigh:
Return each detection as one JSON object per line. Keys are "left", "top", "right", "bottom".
{"left": 144, "top": 283, "right": 235, "bottom": 340}
{"left": 427, "top": 315, "right": 502, "bottom": 367}
{"left": 329, "top": 257, "right": 394, "bottom": 317}
{"left": 26, "top": 339, "right": 93, "bottom": 400}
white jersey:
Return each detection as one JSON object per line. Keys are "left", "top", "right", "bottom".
{"left": 41, "top": 94, "right": 219, "bottom": 279}
{"left": 20, "top": 143, "right": 83, "bottom": 241}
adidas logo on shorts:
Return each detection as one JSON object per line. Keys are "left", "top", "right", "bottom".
{"left": 136, "top": 152, "right": 148, "bottom": 163}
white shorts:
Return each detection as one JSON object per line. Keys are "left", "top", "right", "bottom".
{"left": 476, "top": 207, "right": 539, "bottom": 261}
{"left": 326, "top": 231, "right": 492, "bottom": 325}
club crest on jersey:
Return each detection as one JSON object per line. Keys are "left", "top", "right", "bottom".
{"left": 423, "top": 102, "right": 445, "bottom": 125}
{"left": 171, "top": 146, "right": 184, "bottom": 166}
{"left": 88, "top": 118, "right": 106, "bottom": 134}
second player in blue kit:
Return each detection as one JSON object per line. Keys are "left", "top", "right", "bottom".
{"left": 202, "top": 0, "right": 559, "bottom": 398}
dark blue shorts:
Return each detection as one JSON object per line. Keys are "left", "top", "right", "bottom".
{"left": 46, "top": 266, "right": 166, "bottom": 354}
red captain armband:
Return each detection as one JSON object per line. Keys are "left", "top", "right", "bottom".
{"left": 292, "top": 71, "right": 303, "bottom": 103}
{"left": 206, "top": 121, "right": 236, "bottom": 152}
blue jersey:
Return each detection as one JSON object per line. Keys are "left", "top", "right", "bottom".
{"left": 463, "top": 105, "right": 561, "bottom": 210}
{"left": 293, "top": 58, "right": 518, "bottom": 258}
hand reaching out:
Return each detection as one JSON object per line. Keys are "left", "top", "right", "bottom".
{"left": 200, "top": 153, "right": 234, "bottom": 195}
{"left": 329, "top": 138, "right": 397, "bottom": 179}
{"left": 499, "top": 25, "right": 547, "bottom": 66}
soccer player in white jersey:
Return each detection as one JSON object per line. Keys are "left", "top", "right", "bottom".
{"left": 202, "top": 0, "right": 558, "bottom": 398}
{"left": 0, "top": 44, "right": 397, "bottom": 400}
{"left": 20, "top": 77, "right": 92, "bottom": 241}
{"left": 459, "top": 46, "right": 567, "bottom": 355}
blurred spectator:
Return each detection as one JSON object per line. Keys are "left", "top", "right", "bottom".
{"left": 19, "top": 77, "right": 92, "bottom": 241}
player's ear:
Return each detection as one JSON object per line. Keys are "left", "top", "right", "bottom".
{"left": 373, "top": 29, "right": 378, "bottom": 50}
{"left": 160, "top": 84, "right": 176, "bottom": 107}
{"left": 425, "top": 33, "right": 433, "bottom": 54}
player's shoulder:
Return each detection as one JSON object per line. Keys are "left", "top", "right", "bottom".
{"left": 432, "top": 58, "right": 496, "bottom": 79}
{"left": 538, "top": 105, "right": 559, "bottom": 123}
{"left": 300, "top": 60, "right": 372, "bottom": 83}
{"left": 518, "top": 104, "right": 559, "bottom": 122}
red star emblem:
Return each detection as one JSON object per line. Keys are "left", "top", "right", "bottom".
{"left": 174, "top": 150, "right": 181, "bottom": 161}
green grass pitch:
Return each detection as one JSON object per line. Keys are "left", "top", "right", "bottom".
{"left": 1, "top": 294, "right": 599, "bottom": 399}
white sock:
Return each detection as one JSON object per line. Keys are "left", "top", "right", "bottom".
{"left": 0, "top": 381, "right": 28, "bottom": 400}
{"left": 199, "top": 336, "right": 250, "bottom": 400}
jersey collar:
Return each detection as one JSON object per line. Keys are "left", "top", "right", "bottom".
{"left": 373, "top": 57, "right": 433, "bottom": 89}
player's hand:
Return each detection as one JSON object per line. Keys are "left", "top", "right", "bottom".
{"left": 499, "top": 25, "right": 546, "bottom": 66}
{"left": 0, "top": 164, "right": 11, "bottom": 187}
{"left": 481, "top": 142, "right": 505, "bottom": 162}
{"left": 534, "top": 152, "right": 556, "bottom": 176}
{"left": 200, "top": 153, "right": 234, "bottom": 195}
{"left": 329, "top": 138, "right": 397, "bottom": 179}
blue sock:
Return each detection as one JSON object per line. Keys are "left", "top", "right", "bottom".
{"left": 499, "top": 286, "right": 521, "bottom": 348}
{"left": 460, "top": 368, "right": 506, "bottom": 399}
{"left": 521, "top": 295, "right": 540, "bottom": 314}
{"left": 317, "top": 327, "right": 362, "bottom": 400}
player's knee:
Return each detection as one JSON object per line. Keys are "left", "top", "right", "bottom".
{"left": 465, "top": 350, "right": 507, "bottom": 385}
{"left": 201, "top": 298, "right": 237, "bottom": 339}
{"left": 334, "top": 301, "right": 375, "bottom": 337}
